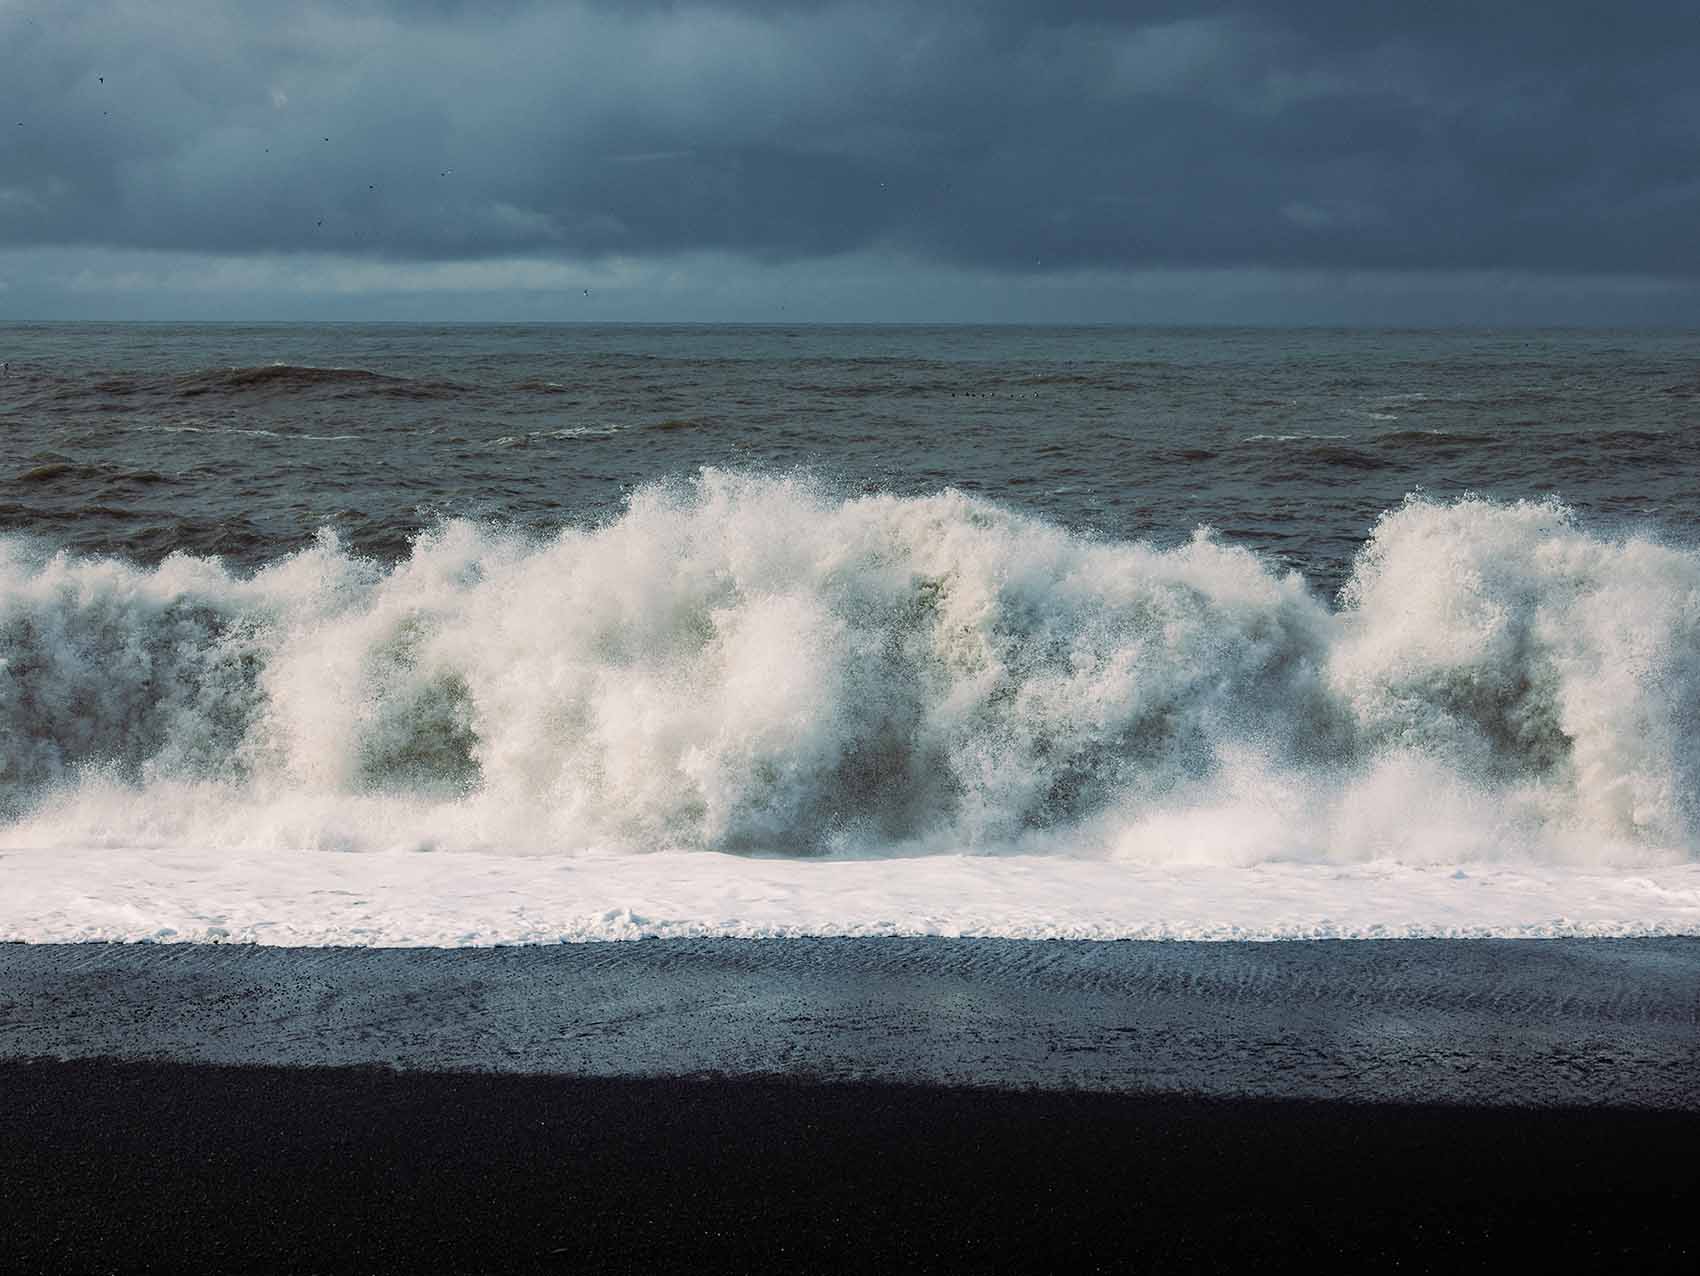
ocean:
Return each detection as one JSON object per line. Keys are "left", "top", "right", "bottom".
{"left": 3, "top": 322, "right": 1699, "bottom": 943}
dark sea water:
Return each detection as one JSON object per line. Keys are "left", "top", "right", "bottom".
{"left": 4, "top": 323, "right": 1700, "bottom": 897}
{"left": 5, "top": 323, "right": 1697, "bottom": 596}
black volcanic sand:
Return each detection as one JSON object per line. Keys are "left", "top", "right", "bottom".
{"left": 3, "top": 937, "right": 1697, "bottom": 1270}
{"left": 3, "top": 1060, "right": 1697, "bottom": 1272}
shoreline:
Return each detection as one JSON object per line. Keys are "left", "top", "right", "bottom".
{"left": 7, "top": 844, "right": 1700, "bottom": 944}
{"left": 4, "top": 936, "right": 1696, "bottom": 1107}
{"left": 5, "top": 936, "right": 1696, "bottom": 1269}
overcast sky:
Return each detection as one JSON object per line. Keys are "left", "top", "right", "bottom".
{"left": 3, "top": 0, "right": 1699, "bottom": 323}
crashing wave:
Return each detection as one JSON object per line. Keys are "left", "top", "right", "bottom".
{"left": 2, "top": 472, "right": 1696, "bottom": 863}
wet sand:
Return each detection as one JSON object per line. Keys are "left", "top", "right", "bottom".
{"left": 3, "top": 938, "right": 1697, "bottom": 1269}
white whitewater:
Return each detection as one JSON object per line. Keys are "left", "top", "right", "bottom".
{"left": 4, "top": 846, "right": 1697, "bottom": 945}
{"left": 4, "top": 473, "right": 1699, "bottom": 943}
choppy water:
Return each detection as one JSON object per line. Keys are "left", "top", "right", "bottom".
{"left": 6, "top": 324, "right": 1698, "bottom": 593}
{"left": 2, "top": 323, "right": 1699, "bottom": 943}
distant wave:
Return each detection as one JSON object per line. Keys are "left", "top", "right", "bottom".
{"left": 18, "top": 462, "right": 105, "bottom": 484}
{"left": 71, "top": 364, "right": 468, "bottom": 402}
{"left": 166, "top": 364, "right": 393, "bottom": 398}
{"left": 490, "top": 423, "right": 626, "bottom": 446}
{"left": 17, "top": 460, "right": 169, "bottom": 486}
{"left": 1300, "top": 444, "right": 1390, "bottom": 470}
{"left": 1242, "top": 432, "right": 1351, "bottom": 443}
{"left": 2, "top": 473, "right": 1697, "bottom": 866}
{"left": 138, "top": 424, "right": 361, "bottom": 441}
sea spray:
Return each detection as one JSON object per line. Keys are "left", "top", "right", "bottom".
{"left": 2, "top": 473, "right": 1696, "bottom": 864}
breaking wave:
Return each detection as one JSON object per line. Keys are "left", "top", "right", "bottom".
{"left": 2, "top": 472, "right": 1697, "bottom": 864}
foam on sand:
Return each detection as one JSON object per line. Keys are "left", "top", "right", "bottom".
{"left": 3, "top": 844, "right": 1697, "bottom": 945}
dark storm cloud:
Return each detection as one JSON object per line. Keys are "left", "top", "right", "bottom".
{"left": 3, "top": 0, "right": 1698, "bottom": 275}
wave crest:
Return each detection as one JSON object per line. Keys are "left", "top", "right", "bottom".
{"left": 2, "top": 475, "right": 1696, "bottom": 863}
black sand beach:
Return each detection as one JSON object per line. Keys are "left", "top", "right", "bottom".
{"left": 3, "top": 938, "right": 1697, "bottom": 1270}
{"left": 6, "top": 1059, "right": 1698, "bottom": 1272}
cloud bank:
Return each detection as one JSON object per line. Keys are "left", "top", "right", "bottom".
{"left": 3, "top": 1, "right": 1697, "bottom": 320}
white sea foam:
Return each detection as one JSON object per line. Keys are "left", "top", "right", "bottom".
{"left": 1242, "top": 432, "right": 1351, "bottom": 442}
{"left": 3, "top": 845, "right": 1696, "bottom": 945}
{"left": 2, "top": 474, "right": 1698, "bottom": 942}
